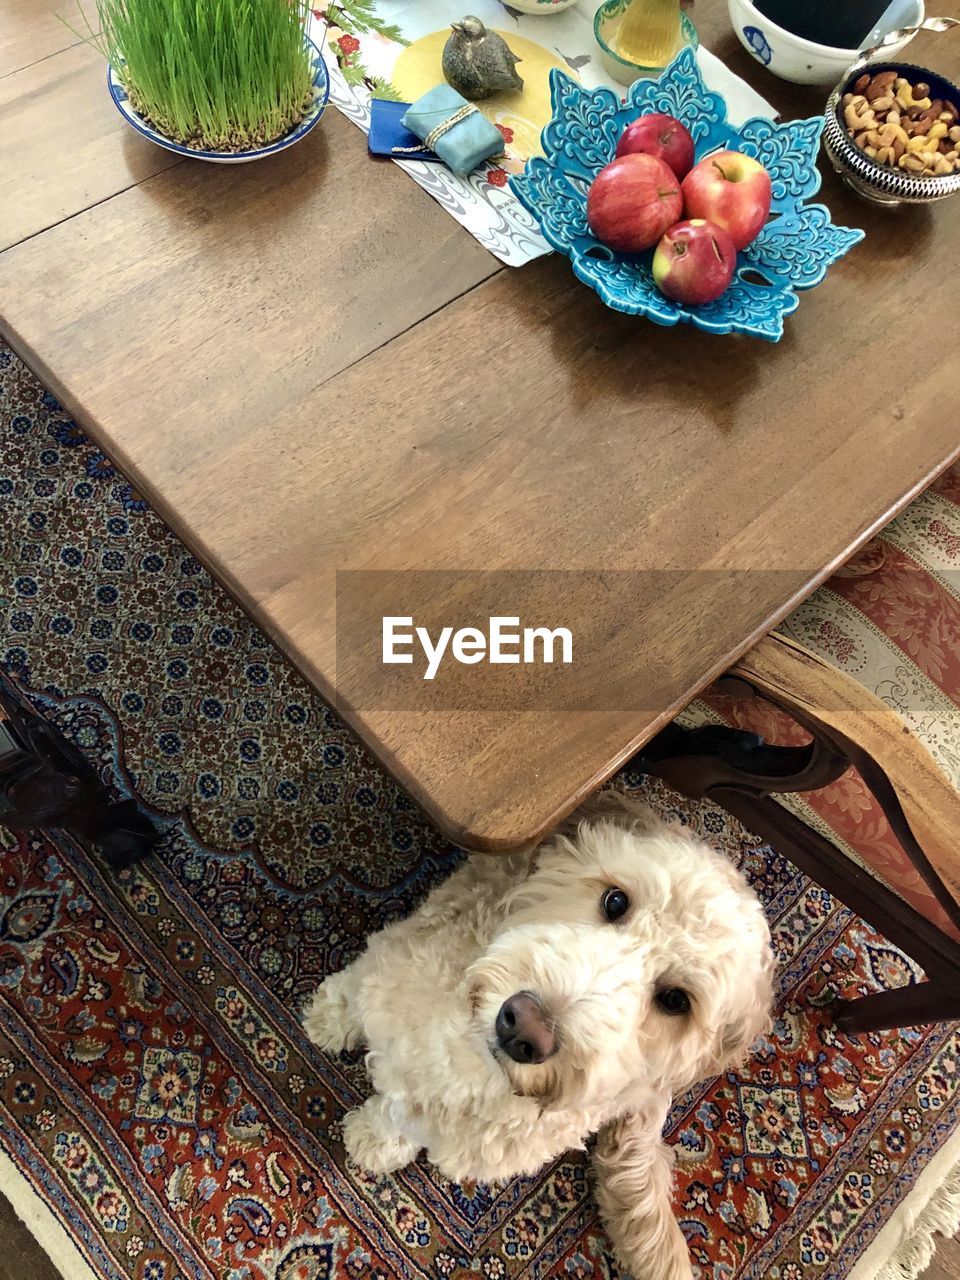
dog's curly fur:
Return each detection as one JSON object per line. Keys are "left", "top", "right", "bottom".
{"left": 304, "top": 795, "right": 773, "bottom": 1280}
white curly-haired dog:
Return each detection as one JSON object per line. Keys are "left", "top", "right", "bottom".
{"left": 304, "top": 794, "right": 773, "bottom": 1280}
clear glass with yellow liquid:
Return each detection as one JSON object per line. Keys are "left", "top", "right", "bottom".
{"left": 615, "top": 0, "right": 683, "bottom": 69}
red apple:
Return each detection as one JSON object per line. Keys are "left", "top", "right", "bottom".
{"left": 681, "top": 150, "right": 772, "bottom": 250}
{"left": 587, "top": 154, "right": 683, "bottom": 254}
{"left": 652, "top": 218, "right": 737, "bottom": 305}
{"left": 615, "top": 112, "right": 695, "bottom": 180}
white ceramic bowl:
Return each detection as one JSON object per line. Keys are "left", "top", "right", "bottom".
{"left": 727, "top": 0, "right": 924, "bottom": 84}
{"left": 503, "top": 0, "right": 578, "bottom": 12}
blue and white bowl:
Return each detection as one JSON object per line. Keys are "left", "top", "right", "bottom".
{"left": 509, "top": 47, "right": 864, "bottom": 342}
{"left": 107, "top": 38, "right": 329, "bottom": 164}
{"left": 728, "top": 0, "right": 924, "bottom": 85}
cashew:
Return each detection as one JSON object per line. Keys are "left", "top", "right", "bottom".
{"left": 844, "top": 73, "right": 960, "bottom": 175}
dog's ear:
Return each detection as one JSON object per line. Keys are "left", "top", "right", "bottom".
{"left": 704, "top": 959, "right": 774, "bottom": 1076}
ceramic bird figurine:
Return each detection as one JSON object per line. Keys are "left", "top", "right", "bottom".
{"left": 442, "top": 16, "right": 524, "bottom": 101}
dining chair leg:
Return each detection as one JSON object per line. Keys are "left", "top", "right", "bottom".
{"left": 834, "top": 983, "right": 960, "bottom": 1034}
{"left": 0, "top": 673, "right": 158, "bottom": 868}
{"left": 835, "top": 982, "right": 960, "bottom": 1034}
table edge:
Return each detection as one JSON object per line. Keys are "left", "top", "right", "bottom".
{"left": 4, "top": 316, "right": 958, "bottom": 855}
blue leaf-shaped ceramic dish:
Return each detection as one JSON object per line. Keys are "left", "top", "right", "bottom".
{"left": 509, "top": 48, "right": 864, "bottom": 342}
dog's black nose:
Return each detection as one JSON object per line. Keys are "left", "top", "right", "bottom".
{"left": 495, "top": 992, "right": 558, "bottom": 1065}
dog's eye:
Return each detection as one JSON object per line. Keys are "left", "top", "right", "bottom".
{"left": 601, "top": 888, "right": 630, "bottom": 922}
{"left": 655, "top": 987, "right": 691, "bottom": 1016}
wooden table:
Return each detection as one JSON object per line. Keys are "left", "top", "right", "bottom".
{"left": 2, "top": 8, "right": 958, "bottom": 853}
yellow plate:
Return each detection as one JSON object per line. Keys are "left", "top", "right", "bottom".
{"left": 390, "top": 29, "right": 576, "bottom": 162}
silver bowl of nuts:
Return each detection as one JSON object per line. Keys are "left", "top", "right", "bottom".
{"left": 822, "top": 17, "right": 960, "bottom": 204}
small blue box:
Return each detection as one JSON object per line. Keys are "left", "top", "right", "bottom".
{"left": 401, "top": 84, "right": 503, "bottom": 176}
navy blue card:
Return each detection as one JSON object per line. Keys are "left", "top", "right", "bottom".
{"left": 368, "top": 99, "right": 439, "bottom": 161}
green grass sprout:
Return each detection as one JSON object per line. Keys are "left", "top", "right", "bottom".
{"left": 65, "top": 0, "right": 316, "bottom": 152}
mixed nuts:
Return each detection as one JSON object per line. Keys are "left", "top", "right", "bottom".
{"left": 842, "top": 69, "right": 960, "bottom": 177}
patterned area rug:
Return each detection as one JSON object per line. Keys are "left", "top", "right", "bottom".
{"left": 1, "top": 337, "right": 959, "bottom": 1280}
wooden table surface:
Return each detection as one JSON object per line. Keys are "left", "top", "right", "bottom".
{"left": 2, "top": 5, "right": 959, "bottom": 851}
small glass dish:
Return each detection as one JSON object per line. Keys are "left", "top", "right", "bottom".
{"left": 593, "top": 0, "right": 698, "bottom": 87}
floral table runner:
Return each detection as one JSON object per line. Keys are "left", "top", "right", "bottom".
{"left": 310, "top": 0, "right": 777, "bottom": 265}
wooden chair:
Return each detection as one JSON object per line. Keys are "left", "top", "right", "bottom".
{"left": 637, "top": 464, "right": 960, "bottom": 1034}
{"left": 640, "top": 633, "right": 960, "bottom": 1033}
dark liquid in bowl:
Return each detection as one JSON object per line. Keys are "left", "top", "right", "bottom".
{"left": 754, "top": 0, "right": 891, "bottom": 48}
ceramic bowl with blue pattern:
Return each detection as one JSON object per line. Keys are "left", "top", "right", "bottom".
{"left": 728, "top": 0, "right": 923, "bottom": 85}
{"left": 510, "top": 47, "right": 865, "bottom": 342}
{"left": 107, "top": 38, "right": 329, "bottom": 165}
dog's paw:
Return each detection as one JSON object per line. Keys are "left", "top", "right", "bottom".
{"left": 342, "top": 1100, "right": 419, "bottom": 1174}
{"left": 630, "top": 1229, "right": 694, "bottom": 1280}
{"left": 302, "top": 974, "right": 364, "bottom": 1053}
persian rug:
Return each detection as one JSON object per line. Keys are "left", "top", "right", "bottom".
{"left": 1, "top": 336, "right": 959, "bottom": 1280}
